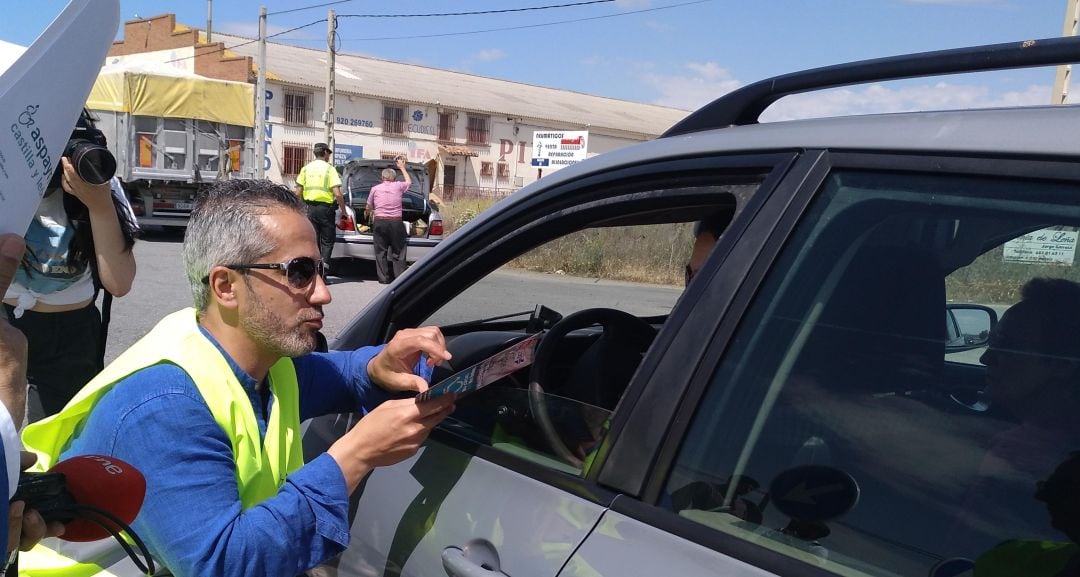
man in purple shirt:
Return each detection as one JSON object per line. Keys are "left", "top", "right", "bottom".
{"left": 366, "top": 157, "right": 412, "bottom": 284}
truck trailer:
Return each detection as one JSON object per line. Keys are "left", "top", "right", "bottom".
{"left": 86, "top": 63, "right": 255, "bottom": 228}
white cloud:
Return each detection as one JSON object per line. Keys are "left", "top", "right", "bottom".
{"left": 644, "top": 20, "right": 674, "bottom": 33}
{"left": 473, "top": 49, "right": 506, "bottom": 62}
{"left": 903, "top": 0, "right": 1001, "bottom": 4}
{"left": 762, "top": 82, "right": 1053, "bottom": 121}
{"left": 643, "top": 61, "right": 741, "bottom": 110}
{"left": 643, "top": 59, "right": 1061, "bottom": 117}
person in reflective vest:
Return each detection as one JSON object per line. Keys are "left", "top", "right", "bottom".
{"left": 293, "top": 142, "right": 346, "bottom": 277}
{"left": 974, "top": 452, "right": 1080, "bottom": 577}
{"left": 20, "top": 179, "right": 456, "bottom": 576}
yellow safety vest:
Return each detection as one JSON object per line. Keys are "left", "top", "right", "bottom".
{"left": 19, "top": 308, "right": 304, "bottom": 576}
{"left": 296, "top": 159, "right": 340, "bottom": 204}
{"left": 974, "top": 539, "right": 1079, "bottom": 577}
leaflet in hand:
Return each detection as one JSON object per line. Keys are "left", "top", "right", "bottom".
{"left": 417, "top": 333, "right": 542, "bottom": 402}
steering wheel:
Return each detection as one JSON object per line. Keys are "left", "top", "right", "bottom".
{"left": 528, "top": 308, "right": 657, "bottom": 468}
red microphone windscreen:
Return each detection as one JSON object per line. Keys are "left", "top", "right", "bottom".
{"left": 49, "top": 455, "right": 146, "bottom": 542}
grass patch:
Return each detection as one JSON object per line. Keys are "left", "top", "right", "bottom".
{"left": 440, "top": 202, "right": 1080, "bottom": 295}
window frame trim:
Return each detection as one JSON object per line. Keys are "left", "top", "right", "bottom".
{"left": 615, "top": 150, "right": 1080, "bottom": 571}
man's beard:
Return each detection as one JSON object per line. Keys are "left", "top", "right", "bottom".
{"left": 240, "top": 279, "right": 319, "bottom": 358}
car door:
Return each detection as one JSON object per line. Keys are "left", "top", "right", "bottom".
{"left": 562, "top": 153, "right": 1080, "bottom": 577}
{"left": 301, "top": 152, "right": 800, "bottom": 577}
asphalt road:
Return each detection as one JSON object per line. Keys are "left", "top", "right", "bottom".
{"left": 102, "top": 228, "right": 388, "bottom": 364}
{"left": 105, "top": 229, "right": 684, "bottom": 363}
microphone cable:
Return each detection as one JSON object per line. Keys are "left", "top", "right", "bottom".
{"left": 2, "top": 503, "right": 157, "bottom": 576}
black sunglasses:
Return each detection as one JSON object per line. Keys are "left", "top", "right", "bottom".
{"left": 203, "top": 256, "right": 326, "bottom": 289}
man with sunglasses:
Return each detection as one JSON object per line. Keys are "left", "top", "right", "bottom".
{"left": 20, "top": 180, "right": 456, "bottom": 577}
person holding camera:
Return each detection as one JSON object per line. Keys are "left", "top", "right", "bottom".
{"left": 2, "top": 111, "right": 138, "bottom": 421}
{"left": 293, "top": 143, "right": 347, "bottom": 278}
{"left": 366, "top": 156, "right": 412, "bottom": 284}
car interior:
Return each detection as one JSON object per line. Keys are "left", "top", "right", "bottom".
{"left": 310, "top": 162, "right": 1080, "bottom": 577}
{"left": 664, "top": 169, "right": 1080, "bottom": 577}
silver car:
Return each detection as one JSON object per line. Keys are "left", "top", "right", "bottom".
{"left": 332, "top": 159, "right": 443, "bottom": 264}
{"left": 305, "top": 37, "right": 1080, "bottom": 577}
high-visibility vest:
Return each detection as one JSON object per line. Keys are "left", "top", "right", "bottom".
{"left": 19, "top": 308, "right": 304, "bottom": 576}
{"left": 296, "top": 159, "right": 339, "bottom": 204}
{"left": 974, "top": 539, "right": 1079, "bottom": 577}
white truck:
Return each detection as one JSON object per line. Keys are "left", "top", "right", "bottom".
{"left": 86, "top": 64, "right": 255, "bottom": 228}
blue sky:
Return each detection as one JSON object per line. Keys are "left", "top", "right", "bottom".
{"left": 1, "top": 0, "right": 1075, "bottom": 119}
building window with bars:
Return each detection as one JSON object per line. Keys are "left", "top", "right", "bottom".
{"left": 466, "top": 115, "right": 489, "bottom": 144}
{"left": 383, "top": 104, "right": 406, "bottom": 135}
{"left": 438, "top": 112, "right": 457, "bottom": 141}
{"left": 497, "top": 162, "right": 510, "bottom": 180}
{"left": 282, "top": 144, "right": 308, "bottom": 176}
{"left": 283, "top": 89, "right": 312, "bottom": 126}
{"left": 480, "top": 161, "right": 493, "bottom": 177}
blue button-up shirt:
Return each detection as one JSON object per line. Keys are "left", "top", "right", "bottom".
{"left": 62, "top": 329, "right": 424, "bottom": 577}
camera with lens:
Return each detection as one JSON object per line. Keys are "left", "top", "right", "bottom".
{"left": 48, "top": 111, "right": 118, "bottom": 189}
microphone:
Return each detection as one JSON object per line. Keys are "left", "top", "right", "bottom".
{"left": 11, "top": 455, "right": 155, "bottom": 574}
{"left": 47, "top": 455, "right": 145, "bottom": 541}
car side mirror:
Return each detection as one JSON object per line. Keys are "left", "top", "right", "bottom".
{"left": 944, "top": 304, "right": 997, "bottom": 352}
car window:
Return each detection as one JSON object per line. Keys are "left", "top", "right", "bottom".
{"left": 663, "top": 169, "right": 1080, "bottom": 577}
{"left": 423, "top": 181, "right": 761, "bottom": 476}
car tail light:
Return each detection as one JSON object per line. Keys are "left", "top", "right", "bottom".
{"left": 130, "top": 202, "right": 144, "bottom": 217}
{"left": 428, "top": 219, "right": 443, "bottom": 236}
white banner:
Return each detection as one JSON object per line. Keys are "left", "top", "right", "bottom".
{"left": 1003, "top": 228, "right": 1078, "bottom": 265}
{"left": 531, "top": 130, "right": 588, "bottom": 168}
{"left": 0, "top": 0, "right": 120, "bottom": 235}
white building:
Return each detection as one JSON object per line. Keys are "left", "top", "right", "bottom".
{"left": 107, "top": 15, "right": 690, "bottom": 196}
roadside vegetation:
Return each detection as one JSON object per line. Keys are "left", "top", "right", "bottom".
{"left": 441, "top": 199, "right": 1080, "bottom": 296}
{"left": 946, "top": 244, "right": 1080, "bottom": 305}
{"left": 440, "top": 196, "right": 691, "bottom": 286}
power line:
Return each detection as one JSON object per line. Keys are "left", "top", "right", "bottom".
{"left": 338, "top": 0, "right": 710, "bottom": 42}
{"left": 163, "top": 0, "right": 708, "bottom": 63}
{"left": 269, "top": 1, "right": 359, "bottom": 17}
{"left": 163, "top": 19, "right": 326, "bottom": 64}
{"left": 270, "top": 0, "right": 613, "bottom": 18}
{"left": 336, "top": 0, "right": 616, "bottom": 19}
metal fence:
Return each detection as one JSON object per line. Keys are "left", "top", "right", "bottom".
{"left": 434, "top": 185, "right": 518, "bottom": 202}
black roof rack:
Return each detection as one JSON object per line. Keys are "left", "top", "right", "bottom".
{"left": 663, "top": 36, "right": 1080, "bottom": 138}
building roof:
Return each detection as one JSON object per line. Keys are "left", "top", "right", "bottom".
{"left": 213, "top": 32, "right": 689, "bottom": 138}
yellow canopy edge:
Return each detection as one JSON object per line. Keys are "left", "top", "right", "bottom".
{"left": 87, "top": 71, "right": 254, "bottom": 127}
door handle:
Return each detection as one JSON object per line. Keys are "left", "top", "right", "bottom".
{"left": 441, "top": 541, "right": 507, "bottom": 577}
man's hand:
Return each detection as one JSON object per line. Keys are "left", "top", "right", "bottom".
{"left": 0, "top": 234, "right": 27, "bottom": 425}
{"left": 8, "top": 452, "right": 65, "bottom": 556}
{"left": 327, "top": 395, "right": 455, "bottom": 491}
{"left": 367, "top": 326, "right": 451, "bottom": 394}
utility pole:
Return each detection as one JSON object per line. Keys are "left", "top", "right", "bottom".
{"left": 325, "top": 9, "right": 337, "bottom": 152}
{"left": 255, "top": 6, "right": 267, "bottom": 179}
{"left": 1052, "top": 0, "right": 1079, "bottom": 104}
{"left": 206, "top": 0, "right": 213, "bottom": 43}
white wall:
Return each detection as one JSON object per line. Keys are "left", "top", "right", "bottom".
{"left": 261, "top": 82, "right": 648, "bottom": 191}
